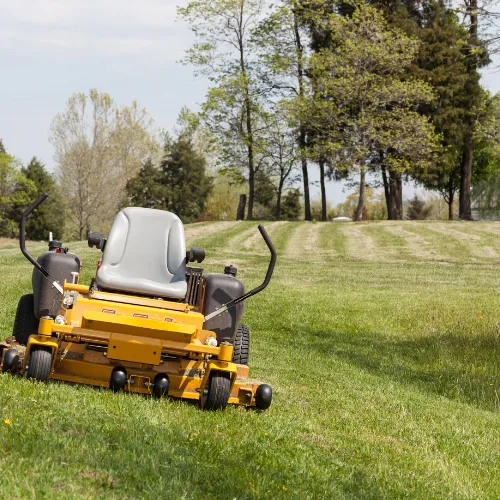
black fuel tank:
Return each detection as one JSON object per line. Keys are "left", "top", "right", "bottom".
{"left": 32, "top": 251, "right": 80, "bottom": 318}
{"left": 202, "top": 274, "right": 245, "bottom": 344}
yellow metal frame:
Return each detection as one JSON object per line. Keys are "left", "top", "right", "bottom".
{"left": 20, "top": 284, "right": 259, "bottom": 407}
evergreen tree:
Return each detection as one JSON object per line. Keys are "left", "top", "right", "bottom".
{"left": 407, "top": 194, "right": 432, "bottom": 219}
{"left": 125, "top": 159, "right": 164, "bottom": 209}
{"left": 0, "top": 139, "right": 5, "bottom": 154}
{"left": 280, "top": 188, "right": 301, "bottom": 220}
{"left": 126, "top": 138, "right": 213, "bottom": 223}
{"left": 21, "top": 157, "right": 65, "bottom": 240}
{"left": 0, "top": 152, "right": 36, "bottom": 238}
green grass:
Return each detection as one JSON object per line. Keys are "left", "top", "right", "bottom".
{"left": 1, "top": 221, "right": 500, "bottom": 498}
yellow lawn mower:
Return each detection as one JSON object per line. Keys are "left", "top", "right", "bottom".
{"left": 1, "top": 194, "right": 276, "bottom": 410}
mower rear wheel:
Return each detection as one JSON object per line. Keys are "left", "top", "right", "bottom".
{"left": 232, "top": 324, "right": 250, "bottom": 365}
{"left": 26, "top": 346, "right": 53, "bottom": 382}
{"left": 13, "top": 294, "right": 39, "bottom": 345}
{"left": 200, "top": 371, "right": 231, "bottom": 411}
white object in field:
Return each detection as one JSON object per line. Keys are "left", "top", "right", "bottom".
{"left": 333, "top": 217, "right": 352, "bottom": 222}
{"left": 49, "top": 231, "right": 53, "bottom": 242}
{"left": 71, "top": 271, "right": 79, "bottom": 284}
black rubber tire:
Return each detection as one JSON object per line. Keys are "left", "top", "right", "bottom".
{"left": 200, "top": 371, "right": 231, "bottom": 411}
{"left": 232, "top": 324, "right": 250, "bottom": 365}
{"left": 26, "top": 346, "right": 52, "bottom": 382}
{"left": 13, "top": 294, "right": 39, "bottom": 346}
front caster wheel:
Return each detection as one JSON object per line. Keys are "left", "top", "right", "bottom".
{"left": 26, "top": 346, "right": 53, "bottom": 381}
{"left": 200, "top": 371, "right": 231, "bottom": 411}
{"left": 2, "top": 349, "right": 20, "bottom": 373}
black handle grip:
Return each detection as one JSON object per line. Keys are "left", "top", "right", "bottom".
{"left": 20, "top": 192, "right": 49, "bottom": 277}
{"left": 204, "top": 224, "right": 277, "bottom": 322}
{"left": 255, "top": 224, "right": 277, "bottom": 294}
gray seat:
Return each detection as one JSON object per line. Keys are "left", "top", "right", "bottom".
{"left": 96, "top": 207, "right": 187, "bottom": 300}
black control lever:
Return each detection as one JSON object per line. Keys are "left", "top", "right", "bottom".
{"left": 20, "top": 192, "right": 63, "bottom": 294}
{"left": 204, "top": 224, "right": 277, "bottom": 322}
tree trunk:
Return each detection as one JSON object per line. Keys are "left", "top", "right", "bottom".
{"left": 276, "top": 179, "right": 284, "bottom": 221}
{"left": 319, "top": 158, "right": 327, "bottom": 221}
{"left": 236, "top": 26, "right": 255, "bottom": 220}
{"left": 236, "top": 194, "right": 246, "bottom": 221}
{"left": 459, "top": 0, "right": 477, "bottom": 221}
{"left": 294, "top": 10, "right": 311, "bottom": 221}
{"left": 389, "top": 168, "right": 403, "bottom": 220}
{"left": 459, "top": 134, "right": 473, "bottom": 220}
{"left": 247, "top": 160, "right": 254, "bottom": 220}
{"left": 381, "top": 163, "right": 392, "bottom": 220}
{"left": 355, "top": 165, "right": 365, "bottom": 222}
{"left": 448, "top": 183, "right": 454, "bottom": 220}
{"left": 300, "top": 135, "right": 311, "bottom": 221}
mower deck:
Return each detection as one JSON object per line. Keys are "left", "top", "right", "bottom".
{"left": 16, "top": 285, "right": 263, "bottom": 408}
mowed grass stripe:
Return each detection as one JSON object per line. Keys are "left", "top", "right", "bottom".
{"left": 285, "top": 222, "right": 324, "bottom": 261}
{"left": 361, "top": 223, "right": 414, "bottom": 261}
{"left": 403, "top": 222, "right": 473, "bottom": 262}
{"left": 318, "top": 222, "right": 349, "bottom": 260}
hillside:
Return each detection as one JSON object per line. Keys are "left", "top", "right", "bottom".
{"left": 1, "top": 220, "right": 500, "bottom": 498}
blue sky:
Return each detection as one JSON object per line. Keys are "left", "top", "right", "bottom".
{"left": 1, "top": 0, "right": 498, "bottom": 205}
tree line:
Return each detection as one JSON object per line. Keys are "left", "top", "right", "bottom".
{"left": 178, "top": 0, "right": 500, "bottom": 221}
{"left": 2, "top": 0, "right": 500, "bottom": 240}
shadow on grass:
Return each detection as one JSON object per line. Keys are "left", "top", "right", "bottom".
{"left": 308, "top": 328, "right": 500, "bottom": 412}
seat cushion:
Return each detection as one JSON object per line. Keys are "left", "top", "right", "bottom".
{"left": 96, "top": 207, "right": 187, "bottom": 299}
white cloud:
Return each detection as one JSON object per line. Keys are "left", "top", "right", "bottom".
{"left": 0, "top": 0, "right": 192, "bottom": 58}
{"left": 0, "top": 0, "right": 182, "bottom": 27}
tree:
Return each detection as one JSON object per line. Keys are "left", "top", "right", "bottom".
{"left": 179, "top": 0, "right": 265, "bottom": 219}
{"left": 126, "top": 137, "right": 213, "bottom": 223}
{"left": 0, "top": 140, "right": 5, "bottom": 154}
{"left": 252, "top": 0, "right": 313, "bottom": 220}
{"left": 50, "top": 90, "right": 159, "bottom": 239}
{"left": 204, "top": 174, "right": 241, "bottom": 220}
{"left": 457, "top": 0, "right": 488, "bottom": 220}
{"left": 407, "top": 194, "right": 432, "bottom": 219}
{"left": 260, "top": 109, "right": 300, "bottom": 220}
{"left": 337, "top": 187, "right": 387, "bottom": 220}
{"left": 0, "top": 151, "right": 36, "bottom": 238}
{"left": 125, "top": 158, "right": 164, "bottom": 209}
{"left": 402, "top": 1, "right": 471, "bottom": 220}
{"left": 303, "top": 5, "right": 438, "bottom": 221}
{"left": 21, "top": 157, "right": 66, "bottom": 240}
{"left": 280, "top": 188, "right": 301, "bottom": 220}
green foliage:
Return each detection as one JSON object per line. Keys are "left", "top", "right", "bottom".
{"left": 407, "top": 194, "right": 433, "bottom": 220}
{"left": 0, "top": 152, "right": 36, "bottom": 238}
{"left": 125, "top": 159, "right": 164, "bottom": 209}
{"left": 280, "top": 188, "right": 301, "bottom": 220}
{"left": 338, "top": 187, "right": 388, "bottom": 220}
{"left": 178, "top": 0, "right": 266, "bottom": 219}
{"left": 203, "top": 174, "right": 241, "bottom": 220}
{"left": 254, "top": 170, "right": 276, "bottom": 208}
{"left": 310, "top": 199, "right": 338, "bottom": 221}
{"left": 304, "top": 4, "right": 438, "bottom": 171}
{"left": 126, "top": 138, "right": 213, "bottom": 223}
{"left": 21, "top": 157, "right": 65, "bottom": 241}
{"left": 0, "top": 139, "right": 5, "bottom": 154}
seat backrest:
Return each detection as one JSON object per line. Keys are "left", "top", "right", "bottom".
{"left": 95, "top": 207, "right": 187, "bottom": 300}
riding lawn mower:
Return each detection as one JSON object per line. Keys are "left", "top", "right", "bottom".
{"left": 1, "top": 193, "right": 276, "bottom": 410}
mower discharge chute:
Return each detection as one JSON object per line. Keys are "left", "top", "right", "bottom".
{"left": 1, "top": 193, "right": 276, "bottom": 410}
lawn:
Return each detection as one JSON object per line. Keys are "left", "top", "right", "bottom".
{"left": 1, "top": 220, "right": 500, "bottom": 498}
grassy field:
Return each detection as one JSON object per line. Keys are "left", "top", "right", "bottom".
{"left": 1, "top": 220, "right": 500, "bottom": 498}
